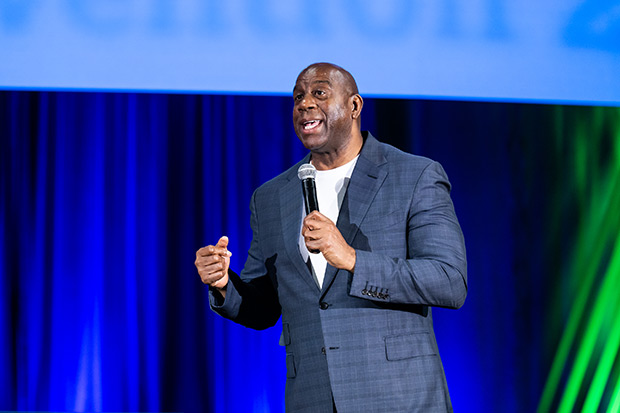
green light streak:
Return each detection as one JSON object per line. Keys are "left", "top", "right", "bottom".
{"left": 537, "top": 107, "right": 620, "bottom": 412}
{"left": 560, "top": 234, "right": 620, "bottom": 412}
{"left": 538, "top": 155, "right": 620, "bottom": 412}
{"left": 606, "top": 377, "right": 620, "bottom": 413}
{"left": 583, "top": 278, "right": 620, "bottom": 412}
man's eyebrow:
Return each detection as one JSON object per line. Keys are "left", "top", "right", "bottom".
{"left": 292, "top": 80, "right": 332, "bottom": 94}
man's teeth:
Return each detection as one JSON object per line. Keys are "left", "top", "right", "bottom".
{"left": 303, "top": 120, "right": 320, "bottom": 130}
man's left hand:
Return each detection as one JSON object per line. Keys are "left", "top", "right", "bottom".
{"left": 302, "top": 211, "right": 356, "bottom": 272}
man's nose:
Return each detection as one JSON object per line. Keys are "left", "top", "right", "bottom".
{"left": 298, "top": 95, "right": 316, "bottom": 111}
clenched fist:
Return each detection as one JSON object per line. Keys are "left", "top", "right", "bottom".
{"left": 302, "top": 211, "right": 356, "bottom": 272}
{"left": 195, "top": 236, "right": 232, "bottom": 297}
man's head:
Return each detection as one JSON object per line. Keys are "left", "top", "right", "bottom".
{"left": 292, "top": 63, "right": 363, "bottom": 156}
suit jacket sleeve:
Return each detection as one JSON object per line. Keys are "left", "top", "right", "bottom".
{"left": 209, "top": 190, "right": 282, "bottom": 330}
{"left": 349, "top": 161, "right": 467, "bottom": 309}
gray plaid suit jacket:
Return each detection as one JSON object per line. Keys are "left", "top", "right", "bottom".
{"left": 210, "top": 132, "right": 467, "bottom": 412}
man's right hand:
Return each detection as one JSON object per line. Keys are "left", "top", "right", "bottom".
{"left": 195, "top": 236, "right": 232, "bottom": 297}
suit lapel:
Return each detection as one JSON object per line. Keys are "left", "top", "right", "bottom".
{"left": 280, "top": 157, "right": 321, "bottom": 292}
{"left": 320, "top": 133, "right": 388, "bottom": 296}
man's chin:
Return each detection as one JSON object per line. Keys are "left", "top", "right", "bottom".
{"left": 298, "top": 134, "right": 327, "bottom": 151}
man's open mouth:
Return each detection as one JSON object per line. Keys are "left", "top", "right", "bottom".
{"left": 303, "top": 120, "right": 322, "bottom": 130}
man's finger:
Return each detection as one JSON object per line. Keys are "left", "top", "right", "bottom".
{"left": 216, "top": 236, "right": 229, "bottom": 249}
{"left": 302, "top": 226, "right": 321, "bottom": 240}
{"left": 303, "top": 216, "right": 322, "bottom": 231}
{"left": 202, "top": 260, "right": 225, "bottom": 272}
{"left": 306, "top": 211, "right": 330, "bottom": 222}
{"left": 199, "top": 269, "right": 226, "bottom": 285}
{"left": 214, "top": 236, "right": 232, "bottom": 257}
{"left": 197, "top": 245, "right": 231, "bottom": 257}
{"left": 211, "top": 277, "right": 228, "bottom": 290}
{"left": 197, "top": 246, "right": 211, "bottom": 256}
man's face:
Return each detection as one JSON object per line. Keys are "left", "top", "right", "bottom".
{"left": 292, "top": 66, "right": 354, "bottom": 153}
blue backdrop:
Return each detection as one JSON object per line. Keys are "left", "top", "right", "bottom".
{"left": 2, "top": 91, "right": 618, "bottom": 412}
{"left": 3, "top": 0, "right": 620, "bottom": 104}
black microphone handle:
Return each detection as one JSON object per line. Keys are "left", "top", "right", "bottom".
{"left": 301, "top": 178, "right": 320, "bottom": 254}
{"left": 301, "top": 178, "right": 319, "bottom": 214}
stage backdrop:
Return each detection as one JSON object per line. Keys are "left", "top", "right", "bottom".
{"left": 2, "top": 0, "right": 620, "bottom": 104}
{"left": 1, "top": 91, "right": 620, "bottom": 412}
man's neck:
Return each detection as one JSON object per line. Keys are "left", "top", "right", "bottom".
{"left": 311, "top": 132, "right": 364, "bottom": 170}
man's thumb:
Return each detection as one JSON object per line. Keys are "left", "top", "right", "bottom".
{"left": 216, "top": 236, "right": 230, "bottom": 251}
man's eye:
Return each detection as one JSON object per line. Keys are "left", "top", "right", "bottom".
{"left": 314, "top": 90, "right": 325, "bottom": 96}
{"left": 294, "top": 94, "right": 303, "bottom": 101}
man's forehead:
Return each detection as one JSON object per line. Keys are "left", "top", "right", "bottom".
{"left": 294, "top": 67, "right": 341, "bottom": 89}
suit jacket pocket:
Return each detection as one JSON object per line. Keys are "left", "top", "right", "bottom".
{"left": 384, "top": 332, "right": 436, "bottom": 361}
{"left": 286, "top": 353, "right": 296, "bottom": 378}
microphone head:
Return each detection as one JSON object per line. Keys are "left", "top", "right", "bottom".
{"left": 297, "top": 163, "right": 316, "bottom": 180}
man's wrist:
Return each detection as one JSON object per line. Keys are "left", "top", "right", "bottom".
{"left": 210, "top": 280, "right": 228, "bottom": 301}
{"left": 347, "top": 248, "right": 357, "bottom": 273}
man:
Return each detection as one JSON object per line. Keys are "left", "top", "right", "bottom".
{"left": 195, "top": 63, "right": 467, "bottom": 412}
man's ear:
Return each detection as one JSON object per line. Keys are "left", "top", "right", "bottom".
{"left": 351, "top": 94, "right": 363, "bottom": 120}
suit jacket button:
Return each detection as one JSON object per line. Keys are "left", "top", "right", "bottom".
{"left": 321, "top": 347, "right": 326, "bottom": 355}
{"left": 320, "top": 302, "right": 329, "bottom": 310}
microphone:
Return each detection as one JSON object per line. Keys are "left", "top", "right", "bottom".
{"left": 298, "top": 163, "right": 319, "bottom": 214}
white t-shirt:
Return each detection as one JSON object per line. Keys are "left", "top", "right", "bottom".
{"left": 298, "top": 155, "right": 359, "bottom": 288}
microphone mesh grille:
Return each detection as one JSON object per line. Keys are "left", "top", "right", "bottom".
{"left": 297, "top": 163, "right": 316, "bottom": 180}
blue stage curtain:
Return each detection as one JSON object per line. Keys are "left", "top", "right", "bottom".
{"left": 0, "top": 92, "right": 308, "bottom": 412}
{"left": 5, "top": 91, "right": 616, "bottom": 412}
